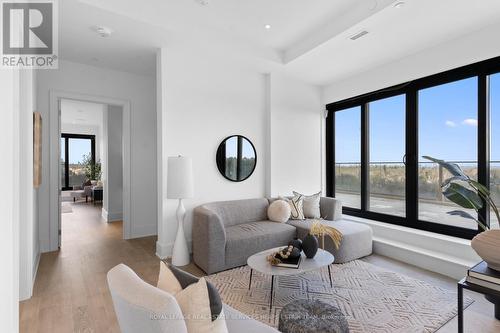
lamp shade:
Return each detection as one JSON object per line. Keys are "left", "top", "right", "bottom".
{"left": 167, "top": 156, "right": 194, "bottom": 199}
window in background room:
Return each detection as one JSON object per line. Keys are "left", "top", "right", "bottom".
{"left": 68, "top": 138, "right": 93, "bottom": 188}
{"left": 418, "top": 77, "right": 478, "bottom": 229}
{"left": 335, "top": 106, "right": 362, "bottom": 209}
{"left": 368, "top": 95, "right": 406, "bottom": 216}
{"left": 61, "top": 134, "right": 95, "bottom": 190}
{"left": 60, "top": 138, "right": 66, "bottom": 188}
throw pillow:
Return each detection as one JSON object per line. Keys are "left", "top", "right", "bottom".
{"left": 157, "top": 262, "right": 227, "bottom": 333}
{"left": 267, "top": 200, "right": 291, "bottom": 223}
{"left": 280, "top": 195, "right": 305, "bottom": 220}
{"left": 293, "top": 191, "right": 321, "bottom": 219}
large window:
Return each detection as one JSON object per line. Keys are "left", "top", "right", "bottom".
{"left": 60, "top": 134, "right": 95, "bottom": 190}
{"left": 326, "top": 56, "right": 500, "bottom": 239}
{"left": 369, "top": 95, "right": 406, "bottom": 217}
{"left": 418, "top": 78, "right": 478, "bottom": 229}
{"left": 334, "top": 107, "right": 361, "bottom": 209}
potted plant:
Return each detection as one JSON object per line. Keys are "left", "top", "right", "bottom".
{"left": 423, "top": 156, "right": 500, "bottom": 311}
{"left": 82, "top": 153, "right": 102, "bottom": 181}
{"left": 423, "top": 156, "right": 500, "bottom": 260}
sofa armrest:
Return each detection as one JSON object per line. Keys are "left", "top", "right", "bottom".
{"left": 320, "top": 197, "right": 343, "bottom": 221}
{"left": 192, "top": 206, "right": 226, "bottom": 274}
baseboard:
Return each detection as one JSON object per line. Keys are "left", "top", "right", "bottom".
{"left": 130, "top": 224, "right": 157, "bottom": 239}
{"left": 101, "top": 208, "right": 123, "bottom": 222}
{"left": 156, "top": 240, "right": 192, "bottom": 260}
{"left": 32, "top": 251, "right": 40, "bottom": 291}
{"left": 373, "top": 237, "right": 474, "bottom": 280}
{"left": 344, "top": 216, "right": 481, "bottom": 279}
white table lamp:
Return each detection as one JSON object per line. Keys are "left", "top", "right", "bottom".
{"left": 167, "top": 156, "right": 194, "bottom": 266}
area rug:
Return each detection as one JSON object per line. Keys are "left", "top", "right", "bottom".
{"left": 206, "top": 260, "right": 473, "bottom": 332}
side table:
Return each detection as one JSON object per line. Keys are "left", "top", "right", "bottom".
{"left": 92, "top": 188, "right": 103, "bottom": 204}
{"left": 457, "top": 278, "right": 500, "bottom": 333}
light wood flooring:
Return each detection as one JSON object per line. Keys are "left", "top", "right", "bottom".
{"left": 20, "top": 201, "right": 500, "bottom": 332}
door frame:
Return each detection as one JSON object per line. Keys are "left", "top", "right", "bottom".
{"left": 49, "top": 90, "right": 132, "bottom": 249}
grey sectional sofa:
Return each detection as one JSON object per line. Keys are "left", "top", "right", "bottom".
{"left": 193, "top": 197, "right": 372, "bottom": 274}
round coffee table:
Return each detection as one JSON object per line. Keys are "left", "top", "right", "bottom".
{"left": 247, "top": 247, "right": 334, "bottom": 312}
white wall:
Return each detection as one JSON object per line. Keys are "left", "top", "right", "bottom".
{"left": 103, "top": 105, "right": 123, "bottom": 222}
{"left": 0, "top": 68, "right": 19, "bottom": 333}
{"left": 18, "top": 69, "right": 39, "bottom": 301}
{"left": 323, "top": 21, "right": 500, "bottom": 103}
{"left": 156, "top": 47, "right": 322, "bottom": 257}
{"left": 37, "top": 60, "right": 157, "bottom": 251}
{"left": 270, "top": 73, "right": 323, "bottom": 196}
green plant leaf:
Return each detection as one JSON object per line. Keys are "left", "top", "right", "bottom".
{"left": 447, "top": 210, "right": 476, "bottom": 220}
{"left": 422, "top": 156, "right": 467, "bottom": 178}
{"left": 442, "top": 176, "right": 469, "bottom": 188}
{"left": 443, "top": 182, "right": 483, "bottom": 210}
{"left": 468, "top": 179, "right": 491, "bottom": 196}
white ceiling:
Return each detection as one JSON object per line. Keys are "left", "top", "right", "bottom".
{"left": 61, "top": 0, "right": 500, "bottom": 84}
{"left": 60, "top": 99, "right": 105, "bottom": 127}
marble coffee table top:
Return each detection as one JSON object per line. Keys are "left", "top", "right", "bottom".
{"left": 247, "top": 246, "right": 334, "bottom": 276}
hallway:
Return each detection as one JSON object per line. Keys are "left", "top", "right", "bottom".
{"left": 20, "top": 203, "right": 159, "bottom": 333}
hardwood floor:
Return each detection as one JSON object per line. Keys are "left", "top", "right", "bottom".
{"left": 20, "top": 201, "right": 160, "bottom": 333}
{"left": 20, "top": 200, "right": 500, "bottom": 332}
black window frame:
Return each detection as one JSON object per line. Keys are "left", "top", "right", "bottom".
{"left": 326, "top": 55, "right": 500, "bottom": 239}
{"left": 61, "top": 133, "right": 96, "bottom": 191}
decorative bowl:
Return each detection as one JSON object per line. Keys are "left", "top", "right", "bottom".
{"left": 471, "top": 229, "right": 500, "bottom": 271}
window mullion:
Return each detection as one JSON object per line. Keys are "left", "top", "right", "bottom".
{"left": 361, "top": 104, "right": 369, "bottom": 212}
{"left": 478, "top": 74, "right": 490, "bottom": 229}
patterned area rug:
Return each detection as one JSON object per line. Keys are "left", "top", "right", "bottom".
{"left": 206, "top": 260, "right": 473, "bottom": 332}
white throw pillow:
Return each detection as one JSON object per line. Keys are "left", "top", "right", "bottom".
{"left": 293, "top": 191, "right": 321, "bottom": 219}
{"left": 174, "top": 278, "right": 228, "bottom": 333}
{"left": 280, "top": 195, "right": 305, "bottom": 220}
{"left": 157, "top": 262, "right": 228, "bottom": 333}
{"left": 267, "top": 200, "right": 291, "bottom": 223}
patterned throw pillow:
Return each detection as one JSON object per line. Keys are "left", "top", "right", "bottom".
{"left": 280, "top": 195, "right": 305, "bottom": 220}
{"left": 157, "top": 262, "right": 227, "bottom": 333}
{"left": 293, "top": 191, "right": 321, "bottom": 219}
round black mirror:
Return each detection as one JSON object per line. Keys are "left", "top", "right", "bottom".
{"left": 216, "top": 135, "right": 257, "bottom": 182}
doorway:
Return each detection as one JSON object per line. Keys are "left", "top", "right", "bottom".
{"left": 48, "top": 91, "right": 132, "bottom": 251}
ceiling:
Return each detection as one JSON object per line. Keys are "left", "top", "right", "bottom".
{"left": 60, "top": 0, "right": 500, "bottom": 85}
{"left": 60, "top": 99, "right": 105, "bottom": 127}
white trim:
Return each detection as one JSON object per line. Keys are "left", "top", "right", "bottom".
{"left": 49, "top": 90, "right": 132, "bottom": 252}
{"left": 156, "top": 240, "right": 193, "bottom": 260}
{"left": 344, "top": 215, "right": 481, "bottom": 279}
{"left": 32, "top": 252, "right": 40, "bottom": 291}
{"left": 101, "top": 208, "right": 123, "bottom": 222}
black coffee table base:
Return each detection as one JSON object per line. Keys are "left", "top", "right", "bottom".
{"left": 248, "top": 265, "right": 333, "bottom": 313}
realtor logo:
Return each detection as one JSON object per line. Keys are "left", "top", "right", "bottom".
{"left": 1, "top": 0, "right": 58, "bottom": 68}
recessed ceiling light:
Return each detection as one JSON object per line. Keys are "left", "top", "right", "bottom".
{"left": 264, "top": 24, "right": 271, "bottom": 30}
{"left": 194, "top": 0, "right": 209, "bottom": 5}
{"left": 393, "top": 1, "right": 405, "bottom": 8}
